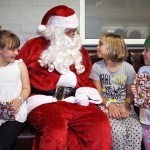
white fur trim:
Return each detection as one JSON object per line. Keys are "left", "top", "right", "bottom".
{"left": 50, "top": 14, "right": 78, "bottom": 28}
{"left": 38, "top": 25, "right": 46, "bottom": 32}
{"left": 26, "top": 95, "right": 57, "bottom": 114}
{"left": 75, "top": 87, "right": 103, "bottom": 104}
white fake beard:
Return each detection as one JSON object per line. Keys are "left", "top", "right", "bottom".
{"left": 38, "top": 26, "right": 85, "bottom": 74}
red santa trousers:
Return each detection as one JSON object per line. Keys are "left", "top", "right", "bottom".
{"left": 27, "top": 101, "right": 111, "bottom": 150}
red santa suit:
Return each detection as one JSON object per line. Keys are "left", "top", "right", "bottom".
{"left": 17, "top": 5, "right": 112, "bottom": 150}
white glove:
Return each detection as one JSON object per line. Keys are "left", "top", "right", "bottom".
{"left": 62, "top": 96, "right": 76, "bottom": 103}
{"left": 57, "top": 71, "right": 77, "bottom": 88}
{"left": 75, "top": 87, "right": 102, "bottom": 104}
{"left": 75, "top": 94, "right": 89, "bottom": 106}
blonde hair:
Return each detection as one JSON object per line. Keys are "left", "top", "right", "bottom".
{"left": 101, "top": 33, "right": 128, "bottom": 62}
{"left": 0, "top": 29, "right": 20, "bottom": 50}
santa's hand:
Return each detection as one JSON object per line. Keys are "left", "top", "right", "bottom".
{"left": 75, "top": 94, "right": 89, "bottom": 106}
{"left": 62, "top": 96, "right": 75, "bottom": 103}
{"left": 57, "top": 71, "right": 77, "bottom": 88}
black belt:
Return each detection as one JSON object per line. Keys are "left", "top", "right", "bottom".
{"left": 31, "top": 86, "right": 76, "bottom": 100}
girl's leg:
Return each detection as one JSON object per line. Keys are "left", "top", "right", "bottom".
{"left": 124, "top": 114, "right": 142, "bottom": 150}
{"left": 109, "top": 112, "right": 142, "bottom": 150}
{"left": 142, "top": 124, "right": 150, "bottom": 150}
{"left": 121, "top": 106, "right": 142, "bottom": 150}
{"left": 109, "top": 118, "right": 126, "bottom": 150}
{"left": 0, "top": 121, "right": 24, "bottom": 150}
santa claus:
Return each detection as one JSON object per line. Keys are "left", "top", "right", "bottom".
{"left": 17, "top": 5, "right": 111, "bottom": 150}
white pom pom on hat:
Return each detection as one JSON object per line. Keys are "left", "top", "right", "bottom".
{"left": 38, "top": 25, "right": 46, "bottom": 32}
{"left": 38, "top": 5, "right": 79, "bottom": 32}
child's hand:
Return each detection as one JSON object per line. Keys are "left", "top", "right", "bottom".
{"left": 119, "top": 103, "right": 130, "bottom": 119}
{"left": 9, "top": 98, "right": 22, "bottom": 113}
{"left": 131, "top": 84, "right": 137, "bottom": 96}
{"left": 108, "top": 103, "right": 122, "bottom": 119}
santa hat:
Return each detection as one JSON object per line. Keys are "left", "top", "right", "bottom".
{"left": 38, "top": 5, "right": 79, "bottom": 32}
{"left": 144, "top": 36, "right": 150, "bottom": 48}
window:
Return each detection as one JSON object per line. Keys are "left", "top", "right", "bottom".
{"left": 80, "top": 0, "right": 150, "bottom": 45}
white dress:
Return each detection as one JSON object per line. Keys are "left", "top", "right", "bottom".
{"left": 0, "top": 59, "right": 27, "bottom": 125}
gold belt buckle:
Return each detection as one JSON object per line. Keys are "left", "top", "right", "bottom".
{"left": 55, "top": 85, "right": 66, "bottom": 100}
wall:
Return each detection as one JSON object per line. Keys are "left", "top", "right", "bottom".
{"left": 0, "top": 0, "right": 80, "bottom": 47}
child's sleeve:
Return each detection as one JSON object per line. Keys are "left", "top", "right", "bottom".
{"left": 126, "top": 64, "right": 136, "bottom": 85}
{"left": 89, "top": 63, "right": 100, "bottom": 81}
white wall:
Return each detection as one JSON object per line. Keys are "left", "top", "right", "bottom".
{"left": 0, "top": 0, "right": 80, "bottom": 47}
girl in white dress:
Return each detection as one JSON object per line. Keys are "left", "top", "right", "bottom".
{"left": 0, "top": 29, "right": 30, "bottom": 150}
